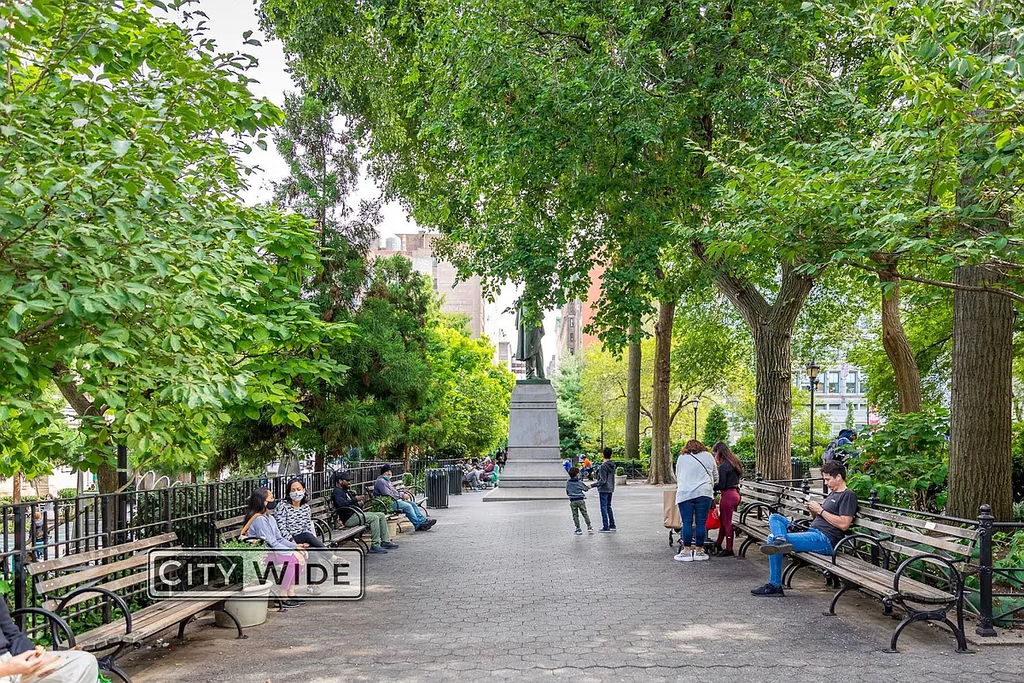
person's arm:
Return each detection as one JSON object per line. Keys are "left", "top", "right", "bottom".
{"left": 807, "top": 493, "right": 856, "bottom": 531}
{"left": 0, "top": 599, "right": 35, "bottom": 656}
{"left": 249, "top": 515, "right": 297, "bottom": 550}
{"left": 711, "top": 456, "right": 720, "bottom": 488}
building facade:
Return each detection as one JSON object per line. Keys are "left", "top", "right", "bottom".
{"left": 797, "top": 364, "right": 877, "bottom": 437}
{"left": 373, "top": 233, "right": 486, "bottom": 338}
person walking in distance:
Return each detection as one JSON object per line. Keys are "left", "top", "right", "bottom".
{"left": 593, "top": 448, "right": 617, "bottom": 532}
{"left": 711, "top": 442, "right": 743, "bottom": 557}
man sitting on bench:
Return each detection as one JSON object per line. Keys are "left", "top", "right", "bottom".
{"left": 374, "top": 465, "right": 436, "bottom": 531}
{"left": 332, "top": 471, "right": 399, "bottom": 554}
{"left": 751, "top": 460, "right": 858, "bottom": 597}
{"left": 1, "top": 597, "right": 98, "bottom": 682}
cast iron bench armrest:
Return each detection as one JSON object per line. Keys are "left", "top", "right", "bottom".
{"left": 55, "top": 587, "right": 133, "bottom": 635}
{"left": 738, "top": 503, "right": 776, "bottom": 525}
{"left": 12, "top": 607, "right": 77, "bottom": 649}
{"left": 831, "top": 533, "right": 891, "bottom": 570}
{"left": 892, "top": 552, "right": 963, "bottom": 600}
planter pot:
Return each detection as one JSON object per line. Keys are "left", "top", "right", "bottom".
{"left": 615, "top": 475, "right": 627, "bottom": 486}
{"left": 216, "top": 582, "right": 271, "bottom": 629}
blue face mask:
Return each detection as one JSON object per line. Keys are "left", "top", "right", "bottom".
{"left": 383, "top": 474, "right": 391, "bottom": 480}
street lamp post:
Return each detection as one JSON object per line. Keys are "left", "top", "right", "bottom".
{"left": 692, "top": 397, "right": 700, "bottom": 441}
{"left": 806, "top": 361, "right": 820, "bottom": 461}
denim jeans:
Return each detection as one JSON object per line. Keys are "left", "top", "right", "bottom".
{"left": 393, "top": 498, "right": 427, "bottom": 528}
{"left": 766, "top": 513, "right": 834, "bottom": 586}
{"left": 599, "top": 492, "right": 615, "bottom": 530}
{"left": 677, "top": 496, "right": 713, "bottom": 548}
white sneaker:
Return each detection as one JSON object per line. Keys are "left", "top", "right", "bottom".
{"left": 693, "top": 550, "right": 709, "bottom": 562}
{"left": 674, "top": 550, "right": 693, "bottom": 562}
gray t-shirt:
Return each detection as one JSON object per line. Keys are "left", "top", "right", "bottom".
{"left": 810, "top": 489, "right": 858, "bottom": 548}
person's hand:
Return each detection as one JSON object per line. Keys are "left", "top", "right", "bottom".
{"left": 806, "top": 500, "right": 823, "bottom": 515}
{"left": 403, "top": 493, "right": 411, "bottom": 500}
{"left": 356, "top": 495, "right": 365, "bottom": 502}
{"left": 1, "top": 650, "right": 51, "bottom": 678}
{"left": 298, "top": 543, "right": 309, "bottom": 548}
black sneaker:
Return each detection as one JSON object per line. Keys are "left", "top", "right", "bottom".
{"left": 718, "top": 550, "right": 736, "bottom": 558}
{"left": 421, "top": 518, "right": 437, "bottom": 530}
{"left": 382, "top": 542, "right": 399, "bottom": 549}
{"left": 281, "top": 599, "right": 302, "bottom": 607}
{"left": 368, "top": 546, "right": 388, "bottom": 554}
{"left": 759, "top": 539, "right": 794, "bottom": 555}
{"left": 750, "top": 583, "right": 785, "bottom": 597}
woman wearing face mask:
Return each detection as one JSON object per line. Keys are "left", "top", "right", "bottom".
{"left": 275, "top": 478, "right": 325, "bottom": 548}
{"left": 241, "top": 487, "right": 307, "bottom": 607}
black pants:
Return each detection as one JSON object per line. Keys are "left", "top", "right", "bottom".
{"left": 293, "top": 531, "right": 326, "bottom": 548}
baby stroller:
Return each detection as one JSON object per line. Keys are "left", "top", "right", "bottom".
{"left": 664, "top": 489, "right": 719, "bottom": 554}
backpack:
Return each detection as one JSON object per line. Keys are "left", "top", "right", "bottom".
{"left": 822, "top": 437, "right": 852, "bottom": 464}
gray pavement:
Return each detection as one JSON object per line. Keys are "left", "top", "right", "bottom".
{"left": 121, "top": 484, "right": 1021, "bottom": 682}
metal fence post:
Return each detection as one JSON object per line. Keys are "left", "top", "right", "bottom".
{"left": 12, "top": 505, "right": 27, "bottom": 612}
{"left": 868, "top": 490, "right": 880, "bottom": 566}
{"left": 162, "top": 488, "right": 173, "bottom": 535}
{"left": 801, "top": 474, "right": 811, "bottom": 495}
{"left": 755, "top": 471, "right": 763, "bottom": 482}
{"left": 976, "top": 504, "right": 997, "bottom": 637}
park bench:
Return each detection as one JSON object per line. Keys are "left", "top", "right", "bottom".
{"left": 23, "top": 532, "right": 245, "bottom": 683}
{"left": 365, "top": 483, "right": 428, "bottom": 532}
{"left": 308, "top": 497, "right": 369, "bottom": 552}
{"left": 735, "top": 480, "right": 977, "bottom": 653}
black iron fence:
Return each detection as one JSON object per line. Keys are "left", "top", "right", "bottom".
{"left": 1, "top": 459, "right": 458, "bottom": 615}
{"left": 759, "top": 472, "right": 1024, "bottom": 634}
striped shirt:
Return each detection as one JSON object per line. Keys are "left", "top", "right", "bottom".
{"left": 273, "top": 502, "right": 313, "bottom": 540}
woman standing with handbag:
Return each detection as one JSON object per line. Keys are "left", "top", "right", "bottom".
{"left": 673, "top": 439, "right": 719, "bottom": 563}
{"left": 711, "top": 442, "right": 744, "bottom": 557}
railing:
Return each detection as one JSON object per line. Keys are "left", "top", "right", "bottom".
{"left": 1, "top": 459, "right": 461, "bottom": 614}
{"left": 755, "top": 473, "right": 1024, "bottom": 635}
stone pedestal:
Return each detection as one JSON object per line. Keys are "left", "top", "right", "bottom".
{"left": 484, "top": 381, "right": 567, "bottom": 502}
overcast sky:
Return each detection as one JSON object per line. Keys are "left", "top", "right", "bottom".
{"left": 191, "top": 1, "right": 558, "bottom": 354}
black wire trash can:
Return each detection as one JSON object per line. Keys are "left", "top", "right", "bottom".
{"left": 446, "top": 465, "right": 462, "bottom": 495}
{"left": 426, "top": 468, "right": 449, "bottom": 508}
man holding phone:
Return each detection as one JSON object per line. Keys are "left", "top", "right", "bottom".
{"left": 1, "top": 597, "right": 97, "bottom": 682}
{"left": 750, "top": 460, "right": 858, "bottom": 597}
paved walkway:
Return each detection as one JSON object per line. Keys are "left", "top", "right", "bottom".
{"left": 122, "top": 484, "right": 1020, "bottom": 682}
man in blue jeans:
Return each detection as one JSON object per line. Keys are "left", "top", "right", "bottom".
{"left": 373, "top": 465, "right": 437, "bottom": 531}
{"left": 592, "top": 448, "right": 617, "bottom": 532}
{"left": 751, "top": 459, "right": 857, "bottom": 596}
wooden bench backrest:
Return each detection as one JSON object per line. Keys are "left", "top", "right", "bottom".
{"left": 216, "top": 514, "right": 248, "bottom": 543}
{"left": 30, "top": 532, "right": 179, "bottom": 610}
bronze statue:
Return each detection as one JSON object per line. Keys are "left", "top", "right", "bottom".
{"left": 515, "top": 306, "right": 545, "bottom": 380}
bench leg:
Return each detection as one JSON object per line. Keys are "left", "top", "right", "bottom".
{"left": 782, "top": 560, "right": 803, "bottom": 588}
{"left": 213, "top": 605, "right": 248, "bottom": 640}
{"left": 824, "top": 578, "right": 849, "bottom": 617}
{"left": 885, "top": 610, "right": 970, "bottom": 654}
{"left": 177, "top": 616, "right": 193, "bottom": 640}
{"left": 97, "top": 652, "right": 131, "bottom": 683}
{"left": 738, "top": 536, "right": 755, "bottom": 558}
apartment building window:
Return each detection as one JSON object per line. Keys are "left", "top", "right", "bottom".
{"left": 432, "top": 277, "right": 438, "bottom": 291}
{"left": 827, "top": 371, "right": 840, "bottom": 394}
{"left": 846, "top": 371, "right": 859, "bottom": 394}
{"left": 568, "top": 316, "right": 575, "bottom": 330}
{"left": 828, "top": 403, "right": 841, "bottom": 411}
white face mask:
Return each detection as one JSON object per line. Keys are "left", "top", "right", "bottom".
{"left": 289, "top": 491, "right": 304, "bottom": 501}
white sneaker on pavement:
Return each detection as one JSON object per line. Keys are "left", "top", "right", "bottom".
{"left": 673, "top": 550, "right": 693, "bottom": 562}
{"left": 693, "top": 550, "right": 709, "bottom": 562}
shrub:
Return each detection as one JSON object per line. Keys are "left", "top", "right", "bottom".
{"left": 615, "top": 467, "right": 625, "bottom": 476}
{"left": 57, "top": 488, "right": 79, "bottom": 499}
{"left": 846, "top": 409, "right": 949, "bottom": 511}
{"left": 402, "top": 472, "right": 414, "bottom": 487}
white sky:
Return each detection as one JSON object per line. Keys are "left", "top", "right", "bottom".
{"left": 192, "top": 1, "right": 558, "bottom": 358}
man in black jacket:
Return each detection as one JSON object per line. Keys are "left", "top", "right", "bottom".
{"left": 593, "top": 448, "right": 617, "bottom": 532}
{"left": 0, "top": 597, "right": 97, "bottom": 681}
{"left": 332, "top": 471, "right": 399, "bottom": 554}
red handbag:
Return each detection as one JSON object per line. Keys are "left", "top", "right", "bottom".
{"left": 706, "top": 501, "right": 721, "bottom": 531}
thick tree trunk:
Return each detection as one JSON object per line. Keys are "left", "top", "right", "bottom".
{"left": 948, "top": 264, "right": 1014, "bottom": 520}
{"left": 649, "top": 301, "right": 677, "bottom": 485}
{"left": 625, "top": 330, "right": 641, "bottom": 462}
{"left": 96, "top": 463, "right": 118, "bottom": 495}
{"left": 876, "top": 260, "right": 923, "bottom": 413}
{"left": 693, "top": 247, "right": 815, "bottom": 481}
{"left": 751, "top": 328, "right": 795, "bottom": 480}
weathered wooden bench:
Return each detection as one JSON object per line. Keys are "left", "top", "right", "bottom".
{"left": 365, "top": 484, "right": 428, "bottom": 532}
{"left": 24, "top": 532, "right": 245, "bottom": 683}
{"left": 735, "top": 480, "right": 977, "bottom": 653}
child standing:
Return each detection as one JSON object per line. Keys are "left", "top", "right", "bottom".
{"left": 565, "top": 467, "right": 594, "bottom": 535}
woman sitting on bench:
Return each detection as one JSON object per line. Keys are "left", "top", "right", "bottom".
{"left": 243, "top": 488, "right": 308, "bottom": 608}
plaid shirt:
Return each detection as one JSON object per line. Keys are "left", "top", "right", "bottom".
{"left": 273, "top": 502, "right": 313, "bottom": 540}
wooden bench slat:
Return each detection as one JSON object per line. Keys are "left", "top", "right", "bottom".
{"left": 852, "top": 518, "right": 973, "bottom": 555}
{"left": 28, "top": 532, "right": 178, "bottom": 576}
{"left": 857, "top": 507, "right": 978, "bottom": 541}
{"left": 37, "top": 552, "right": 152, "bottom": 595}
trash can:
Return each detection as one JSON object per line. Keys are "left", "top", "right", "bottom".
{"left": 426, "top": 469, "right": 449, "bottom": 509}
{"left": 790, "top": 457, "right": 806, "bottom": 482}
{"left": 446, "top": 465, "right": 462, "bottom": 495}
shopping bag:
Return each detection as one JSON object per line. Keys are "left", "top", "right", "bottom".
{"left": 663, "top": 490, "right": 681, "bottom": 530}
{"left": 705, "top": 501, "right": 721, "bottom": 531}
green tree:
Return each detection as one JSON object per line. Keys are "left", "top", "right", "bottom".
{"left": 0, "top": 0, "right": 344, "bottom": 490}
{"left": 703, "top": 405, "right": 729, "bottom": 447}
{"left": 552, "top": 356, "right": 585, "bottom": 459}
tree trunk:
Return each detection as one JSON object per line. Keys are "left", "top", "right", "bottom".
{"left": 751, "top": 327, "right": 795, "bottom": 480}
{"left": 948, "top": 264, "right": 1014, "bottom": 520}
{"left": 649, "top": 300, "right": 677, "bottom": 485}
{"left": 96, "top": 463, "right": 118, "bottom": 495}
{"left": 693, "top": 249, "right": 815, "bottom": 480}
{"left": 876, "top": 260, "right": 923, "bottom": 413}
{"left": 625, "top": 329, "right": 641, "bottom": 462}
{"left": 12, "top": 472, "right": 21, "bottom": 505}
